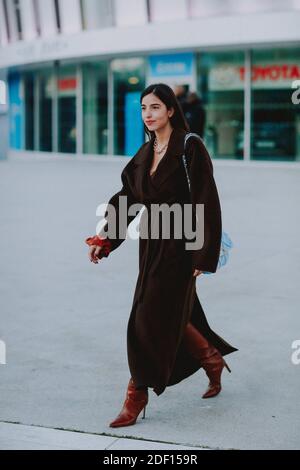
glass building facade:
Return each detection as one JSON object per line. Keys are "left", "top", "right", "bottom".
{"left": 251, "top": 48, "right": 300, "bottom": 161}
{"left": 197, "top": 51, "right": 245, "bottom": 159}
{"left": 82, "top": 61, "right": 108, "bottom": 155}
{"left": 8, "top": 46, "right": 300, "bottom": 161}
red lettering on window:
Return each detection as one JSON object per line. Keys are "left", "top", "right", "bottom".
{"left": 58, "top": 78, "right": 77, "bottom": 91}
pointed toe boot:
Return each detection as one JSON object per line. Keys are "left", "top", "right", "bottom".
{"left": 109, "top": 378, "right": 148, "bottom": 428}
{"left": 184, "top": 322, "right": 231, "bottom": 399}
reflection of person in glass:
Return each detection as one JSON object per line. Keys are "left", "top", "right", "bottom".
{"left": 174, "top": 84, "right": 188, "bottom": 110}
{"left": 184, "top": 92, "right": 206, "bottom": 138}
{"left": 85, "top": 83, "right": 238, "bottom": 428}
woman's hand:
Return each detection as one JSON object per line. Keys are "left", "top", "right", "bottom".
{"left": 86, "top": 235, "right": 111, "bottom": 264}
{"left": 88, "top": 245, "right": 104, "bottom": 264}
{"left": 193, "top": 269, "right": 203, "bottom": 277}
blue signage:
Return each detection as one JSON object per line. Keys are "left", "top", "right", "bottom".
{"left": 8, "top": 72, "right": 23, "bottom": 150}
{"left": 149, "top": 53, "right": 194, "bottom": 77}
{"left": 125, "top": 91, "right": 144, "bottom": 157}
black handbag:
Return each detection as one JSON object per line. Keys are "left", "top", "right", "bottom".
{"left": 181, "top": 133, "right": 233, "bottom": 274}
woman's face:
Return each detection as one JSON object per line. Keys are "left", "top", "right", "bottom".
{"left": 141, "top": 93, "right": 174, "bottom": 132}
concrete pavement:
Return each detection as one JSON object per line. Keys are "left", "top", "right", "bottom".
{"left": 0, "top": 422, "right": 206, "bottom": 450}
{"left": 0, "top": 155, "right": 299, "bottom": 450}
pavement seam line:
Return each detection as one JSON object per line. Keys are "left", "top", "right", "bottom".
{"left": 0, "top": 420, "right": 222, "bottom": 450}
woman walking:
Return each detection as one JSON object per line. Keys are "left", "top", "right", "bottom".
{"left": 86, "top": 83, "right": 238, "bottom": 428}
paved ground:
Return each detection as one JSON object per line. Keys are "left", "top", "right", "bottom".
{"left": 0, "top": 154, "right": 299, "bottom": 450}
{"left": 0, "top": 422, "right": 205, "bottom": 450}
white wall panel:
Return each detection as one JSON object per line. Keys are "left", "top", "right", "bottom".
{"left": 1, "top": 9, "right": 300, "bottom": 68}
{"left": 292, "top": 0, "right": 300, "bottom": 9}
{"left": 228, "top": 0, "right": 295, "bottom": 14}
{"left": 189, "top": 0, "right": 229, "bottom": 18}
{"left": 81, "top": 0, "right": 113, "bottom": 30}
{"left": 37, "top": 0, "right": 57, "bottom": 37}
{"left": 19, "top": 0, "right": 37, "bottom": 40}
{"left": 150, "top": 0, "right": 187, "bottom": 22}
{"left": 114, "top": 0, "right": 147, "bottom": 26}
{"left": 59, "top": 0, "right": 82, "bottom": 34}
{"left": 6, "top": 0, "right": 19, "bottom": 42}
{"left": 0, "top": 1, "right": 9, "bottom": 45}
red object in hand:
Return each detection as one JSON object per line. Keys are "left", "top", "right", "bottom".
{"left": 85, "top": 235, "right": 112, "bottom": 258}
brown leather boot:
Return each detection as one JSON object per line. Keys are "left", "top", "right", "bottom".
{"left": 184, "top": 323, "right": 231, "bottom": 399}
{"left": 109, "top": 378, "right": 148, "bottom": 428}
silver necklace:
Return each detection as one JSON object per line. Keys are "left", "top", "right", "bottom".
{"left": 153, "top": 137, "right": 168, "bottom": 155}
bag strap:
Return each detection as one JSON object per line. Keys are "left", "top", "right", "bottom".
{"left": 182, "top": 132, "right": 203, "bottom": 193}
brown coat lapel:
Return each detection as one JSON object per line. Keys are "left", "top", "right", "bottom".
{"left": 131, "top": 128, "right": 187, "bottom": 190}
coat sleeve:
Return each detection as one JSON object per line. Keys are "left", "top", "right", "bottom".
{"left": 98, "top": 167, "right": 141, "bottom": 253}
{"left": 186, "top": 137, "right": 222, "bottom": 273}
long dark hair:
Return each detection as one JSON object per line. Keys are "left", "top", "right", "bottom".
{"left": 140, "top": 83, "right": 190, "bottom": 141}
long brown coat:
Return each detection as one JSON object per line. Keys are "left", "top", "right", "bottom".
{"left": 100, "top": 127, "right": 238, "bottom": 396}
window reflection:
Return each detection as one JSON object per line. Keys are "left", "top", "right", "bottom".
{"left": 82, "top": 62, "right": 108, "bottom": 155}
{"left": 251, "top": 48, "right": 300, "bottom": 161}
{"left": 24, "top": 72, "right": 34, "bottom": 150}
{"left": 57, "top": 66, "right": 77, "bottom": 154}
{"left": 197, "top": 52, "right": 245, "bottom": 159}
{"left": 112, "top": 58, "right": 145, "bottom": 156}
{"left": 39, "top": 70, "right": 53, "bottom": 152}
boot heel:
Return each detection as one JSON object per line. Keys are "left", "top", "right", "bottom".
{"left": 224, "top": 359, "right": 231, "bottom": 373}
{"left": 109, "top": 379, "right": 148, "bottom": 428}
